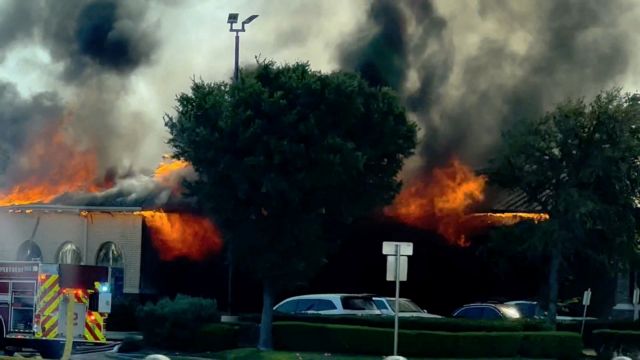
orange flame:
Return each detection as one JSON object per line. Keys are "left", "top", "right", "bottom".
{"left": 462, "top": 212, "right": 550, "bottom": 228}
{"left": 154, "top": 158, "right": 190, "bottom": 180}
{"left": 384, "top": 158, "right": 487, "bottom": 246}
{"left": 385, "top": 159, "right": 550, "bottom": 245}
{"left": 136, "top": 210, "right": 223, "bottom": 261}
{"left": 0, "top": 118, "right": 101, "bottom": 206}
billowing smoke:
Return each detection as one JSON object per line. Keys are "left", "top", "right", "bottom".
{"left": 341, "top": 0, "right": 634, "bottom": 170}
{"left": 54, "top": 162, "right": 197, "bottom": 209}
{"left": 0, "top": 83, "right": 63, "bottom": 182}
{"left": 0, "top": 0, "right": 638, "bottom": 210}
{"left": 0, "top": 0, "right": 158, "bottom": 190}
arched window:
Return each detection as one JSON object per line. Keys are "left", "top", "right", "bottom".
{"left": 95, "top": 242, "right": 124, "bottom": 268}
{"left": 56, "top": 242, "right": 82, "bottom": 265}
{"left": 16, "top": 241, "right": 42, "bottom": 261}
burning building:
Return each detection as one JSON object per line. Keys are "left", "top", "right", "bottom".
{"left": 0, "top": 153, "right": 223, "bottom": 296}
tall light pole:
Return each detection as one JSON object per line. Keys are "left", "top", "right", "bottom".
{"left": 228, "top": 13, "right": 259, "bottom": 83}
{"left": 225, "top": 12, "right": 258, "bottom": 316}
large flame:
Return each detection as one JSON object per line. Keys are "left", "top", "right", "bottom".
{"left": 136, "top": 210, "right": 223, "bottom": 261}
{"left": 385, "top": 158, "right": 487, "bottom": 246}
{"left": 0, "top": 119, "right": 222, "bottom": 262}
{"left": 0, "top": 118, "right": 101, "bottom": 206}
{"left": 385, "top": 158, "right": 550, "bottom": 245}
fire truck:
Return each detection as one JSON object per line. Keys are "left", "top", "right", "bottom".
{"left": 0, "top": 261, "right": 113, "bottom": 358}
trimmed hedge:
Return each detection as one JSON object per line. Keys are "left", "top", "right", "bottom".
{"left": 273, "top": 322, "right": 583, "bottom": 359}
{"left": 137, "top": 294, "right": 220, "bottom": 350}
{"left": 592, "top": 330, "right": 640, "bottom": 359}
{"left": 239, "top": 313, "right": 551, "bottom": 332}
{"left": 194, "top": 323, "right": 240, "bottom": 352}
{"left": 558, "top": 320, "right": 640, "bottom": 347}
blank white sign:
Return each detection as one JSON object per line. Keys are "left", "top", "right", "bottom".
{"left": 386, "top": 255, "right": 408, "bottom": 281}
{"left": 382, "top": 242, "right": 413, "bottom": 256}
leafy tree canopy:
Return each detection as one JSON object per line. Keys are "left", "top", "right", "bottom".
{"left": 165, "top": 60, "right": 417, "bottom": 288}
{"left": 489, "top": 88, "right": 640, "bottom": 321}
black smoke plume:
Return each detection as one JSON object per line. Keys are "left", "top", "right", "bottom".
{"left": 0, "top": 0, "right": 158, "bottom": 191}
{"left": 341, "top": 0, "right": 632, "bottom": 170}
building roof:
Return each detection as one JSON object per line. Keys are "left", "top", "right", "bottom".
{"left": 0, "top": 204, "right": 141, "bottom": 214}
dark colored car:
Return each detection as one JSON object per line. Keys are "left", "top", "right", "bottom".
{"left": 452, "top": 303, "right": 521, "bottom": 320}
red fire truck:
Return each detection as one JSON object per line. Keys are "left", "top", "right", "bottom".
{"left": 0, "top": 261, "right": 113, "bottom": 358}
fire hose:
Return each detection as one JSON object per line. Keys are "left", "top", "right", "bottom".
{"left": 60, "top": 293, "right": 74, "bottom": 360}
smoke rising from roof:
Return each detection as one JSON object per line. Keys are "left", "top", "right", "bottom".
{"left": 0, "top": 0, "right": 158, "bottom": 188}
{"left": 341, "top": 0, "right": 635, "bottom": 170}
{"left": 0, "top": 0, "right": 639, "bottom": 208}
{"left": 0, "top": 83, "right": 63, "bottom": 184}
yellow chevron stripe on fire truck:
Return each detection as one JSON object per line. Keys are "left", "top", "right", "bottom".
{"left": 36, "top": 274, "right": 61, "bottom": 339}
{"left": 84, "top": 311, "right": 106, "bottom": 342}
{"left": 39, "top": 287, "right": 62, "bottom": 316}
{"left": 74, "top": 291, "right": 88, "bottom": 305}
{"left": 40, "top": 284, "right": 59, "bottom": 304}
{"left": 41, "top": 274, "right": 58, "bottom": 291}
{"left": 42, "top": 314, "right": 59, "bottom": 339}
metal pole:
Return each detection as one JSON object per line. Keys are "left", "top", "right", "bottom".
{"left": 234, "top": 32, "right": 240, "bottom": 83}
{"left": 393, "top": 244, "right": 400, "bottom": 356}
{"left": 227, "top": 243, "right": 233, "bottom": 315}
{"left": 226, "top": 29, "right": 240, "bottom": 316}
{"left": 580, "top": 303, "right": 588, "bottom": 335}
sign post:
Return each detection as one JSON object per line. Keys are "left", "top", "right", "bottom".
{"left": 633, "top": 287, "right": 639, "bottom": 321}
{"left": 383, "top": 242, "right": 412, "bottom": 359}
{"left": 580, "top": 288, "right": 592, "bottom": 336}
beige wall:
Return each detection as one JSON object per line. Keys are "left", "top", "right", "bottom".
{"left": 0, "top": 209, "right": 142, "bottom": 293}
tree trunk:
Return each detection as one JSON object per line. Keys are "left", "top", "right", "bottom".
{"left": 547, "top": 244, "right": 561, "bottom": 326}
{"left": 258, "top": 279, "right": 274, "bottom": 350}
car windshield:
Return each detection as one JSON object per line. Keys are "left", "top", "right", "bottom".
{"left": 373, "top": 299, "right": 388, "bottom": 311}
{"left": 386, "top": 299, "right": 423, "bottom": 313}
{"left": 341, "top": 296, "right": 377, "bottom": 310}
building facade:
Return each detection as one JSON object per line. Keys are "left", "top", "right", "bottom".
{"left": 0, "top": 205, "right": 143, "bottom": 294}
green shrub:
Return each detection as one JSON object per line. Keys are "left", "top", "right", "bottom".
{"left": 592, "top": 330, "right": 640, "bottom": 359}
{"left": 107, "top": 295, "right": 141, "bottom": 331}
{"left": 558, "top": 320, "right": 640, "bottom": 347}
{"left": 249, "top": 313, "right": 550, "bottom": 332}
{"left": 273, "top": 322, "right": 583, "bottom": 359}
{"left": 194, "top": 323, "right": 240, "bottom": 352}
{"left": 520, "top": 332, "right": 584, "bottom": 360}
{"left": 137, "top": 294, "right": 220, "bottom": 349}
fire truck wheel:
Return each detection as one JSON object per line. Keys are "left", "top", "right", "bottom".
{"left": 39, "top": 342, "right": 64, "bottom": 359}
{"left": 3, "top": 348, "right": 15, "bottom": 356}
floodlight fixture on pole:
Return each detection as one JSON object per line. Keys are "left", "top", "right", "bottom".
{"left": 228, "top": 13, "right": 259, "bottom": 83}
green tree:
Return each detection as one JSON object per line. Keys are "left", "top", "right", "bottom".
{"left": 164, "top": 61, "right": 416, "bottom": 348}
{"left": 489, "top": 88, "right": 640, "bottom": 324}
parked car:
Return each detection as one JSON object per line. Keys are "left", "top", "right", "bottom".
{"left": 504, "top": 300, "right": 545, "bottom": 319}
{"left": 273, "top": 294, "right": 382, "bottom": 315}
{"left": 373, "top": 297, "right": 442, "bottom": 318}
{"left": 452, "top": 303, "right": 521, "bottom": 320}
{"left": 505, "top": 300, "right": 597, "bottom": 322}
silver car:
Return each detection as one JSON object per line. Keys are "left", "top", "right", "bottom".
{"left": 274, "top": 294, "right": 382, "bottom": 315}
{"left": 373, "top": 297, "right": 442, "bottom": 318}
